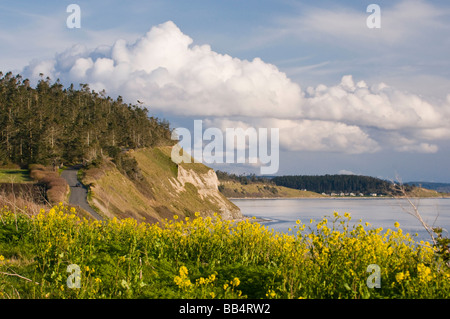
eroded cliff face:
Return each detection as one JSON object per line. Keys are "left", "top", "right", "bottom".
{"left": 83, "top": 147, "right": 242, "bottom": 223}
{"left": 177, "top": 166, "right": 220, "bottom": 192}
{"left": 174, "top": 166, "right": 242, "bottom": 220}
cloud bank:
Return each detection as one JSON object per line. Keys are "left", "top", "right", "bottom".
{"left": 23, "top": 21, "right": 450, "bottom": 155}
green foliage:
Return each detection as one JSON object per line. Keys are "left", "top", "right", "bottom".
{"left": 0, "top": 71, "right": 174, "bottom": 167}
{"left": 216, "top": 170, "right": 272, "bottom": 185}
{"left": 108, "top": 146, "right": 144, "bottom": 181}
{"left": 271, "top": 174, "right": 411, "bottom": 195}
{"left": 1, "top": 206, "right": 449, "bottom": 299}
{"left": 433, "top": 227, "right": 450, "bottom": 266}
{"left": 0, "top": 169, "right": 32, "bottom": 183}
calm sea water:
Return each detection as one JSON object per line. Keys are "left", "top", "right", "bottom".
{"left": 231, "top": 198, "right": 450, "bottom": 243}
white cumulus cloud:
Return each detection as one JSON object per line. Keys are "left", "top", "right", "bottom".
{"left": 22, "top": 21, "right": 450, "bottom": 155}
{"left": 26, "top": 21, "right": 303, "bottom": 119}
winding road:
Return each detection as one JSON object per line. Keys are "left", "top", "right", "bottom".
{"left": 61, "top": 165, "right": 103, "bottom": 221}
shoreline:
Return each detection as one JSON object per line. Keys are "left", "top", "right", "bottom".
{"left": 229, "top": 195, "right": 450, "bottom": 200}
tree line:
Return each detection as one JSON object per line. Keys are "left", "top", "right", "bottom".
{"left": 214, "top": 170, "right": 411, "bottom": 195}
{"left": 271, "top": 174, "right": 412, "bottom": 195}
{"left": 0, "top": 72, "right": 174, "bottom": 167}
{"left": 215, "top": 170, "right": 272, "bottom": 185}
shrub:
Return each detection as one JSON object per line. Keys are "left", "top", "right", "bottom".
{"left": 0, "top": 206, "right": 449, "bottom": 299}
{"left": 29, "top": 165, "right": 69, "bottom": 204}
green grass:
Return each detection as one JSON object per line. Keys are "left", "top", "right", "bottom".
{"left": 80, "top": 147, "right": 240, "bottom": 223}
{"left": 0, "top": 169, "right": 33, "bottom": 183}
{"left": 132, "top": 146, "right": 230, "bottom": 218}
{"left": 220, "top": 181, "right": 325, "bottom": 198}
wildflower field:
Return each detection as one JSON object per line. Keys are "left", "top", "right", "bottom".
{"left": 0, "top": 204, "right": 449, "bottom": 299}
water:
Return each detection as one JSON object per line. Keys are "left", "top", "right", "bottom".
{"left": 231, "top": 198, "right": 450, "bottom": 243}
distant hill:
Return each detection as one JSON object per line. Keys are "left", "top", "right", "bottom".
{"left": 406, "top": 181, "right": 450, "bottom": 193}
{"left": 216, "top": 170, "right": 324, "bottom": 198}
{"left": 218, "top": 180, "right": 325, "bottom": 198}
{"left": 216, "top": 172, "right": 450, "bottom": 198}
{"left": 271, "top": 174, "right": 400, "bottom": 196}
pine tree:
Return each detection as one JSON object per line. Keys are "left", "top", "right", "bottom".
{"left": 0, "top": 72, "right": 175, "bottom": 167}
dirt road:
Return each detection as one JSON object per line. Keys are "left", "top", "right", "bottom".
{"left": 61, "top": 166, "right": 103, "bottom": 221}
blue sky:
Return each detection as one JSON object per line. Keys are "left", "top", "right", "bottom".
{"left": 1, "top": 0, "right": 450, "bottom": 182}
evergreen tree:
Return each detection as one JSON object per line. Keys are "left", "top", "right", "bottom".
{"left": 0, "top": 72, "right": 175, "bottom": 167}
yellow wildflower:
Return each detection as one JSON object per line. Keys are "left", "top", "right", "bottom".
{"left": 396, "top": 272, "right": 405, "bottom": 283}
{"left": 417, "top": 263, "right": 433, "bottom": 282}
{"left": 197, "top": 277, "right": 206, "bottom": 285}
{"left": 179, "top": 266, "right": 188, "bottom": 277}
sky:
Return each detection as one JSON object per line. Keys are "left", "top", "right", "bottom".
{"left": 1, "top": 0, "right": 450, "bottom": 182}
